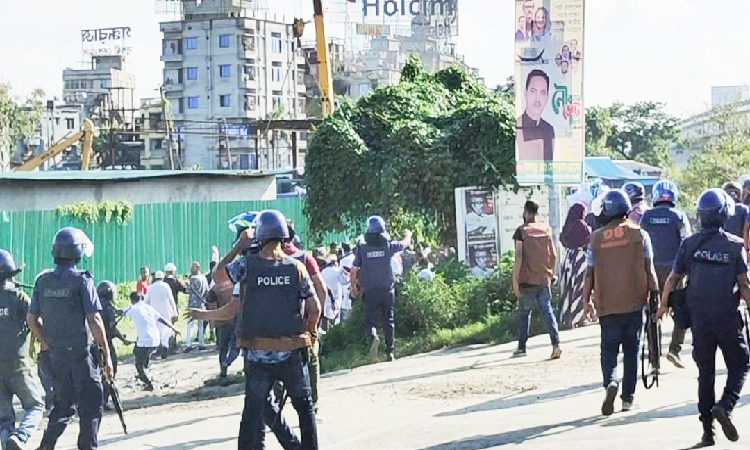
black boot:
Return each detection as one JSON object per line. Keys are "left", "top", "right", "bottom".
{"left": 700, "top": 421, "right": 715, "bottom": 447}
{"left": 712, "top": 405, "right": 739, "bottom": 442}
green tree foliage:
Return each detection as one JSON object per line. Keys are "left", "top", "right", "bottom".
{"left": 678, "top": 106, "right": 750, "bottom": 210}
{"left": 585, "top": 101, "right": 678, "bottom": 167}
{"left": 306, "top": 56, "right": 516, "bottom": 242}
{"left": 0, "top": 84, "right": 44, "bottom": 167}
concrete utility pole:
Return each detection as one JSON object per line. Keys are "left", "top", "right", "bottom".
{"left": 160, "top": 86, "right": 175, "bottom": 170}
{"left": 222, "top": 118, "right": 232, "bottom": 170}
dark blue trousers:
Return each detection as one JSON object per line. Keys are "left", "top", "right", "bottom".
{"left": 692, "top": 312, "right": 750, "bottom": 423}
{"left": 363, "top": 288, "right": 395, "bottom": 353}
{"left": 239, "top": 350, "right": 317, "bottom": 450}
{"left": 40, "top": 346, "right": 103, "bottom": 450}
{"left": 600, "top": 309, "right": 644, "bottom": 403}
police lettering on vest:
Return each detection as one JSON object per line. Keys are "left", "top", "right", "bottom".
{"left": 257, "top": 275, "right": 291, "bottom": 286}
{"left": 693, "top": 249, "right": 731, "bottom": 264}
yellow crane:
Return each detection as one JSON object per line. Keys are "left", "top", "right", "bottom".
{"left": 295, "top": 0, "right": 335, "bottom": 117}
{"left": 15, "top": 118, "right": 96, "bottom": 171}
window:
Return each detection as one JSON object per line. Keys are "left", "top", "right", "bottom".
{"left": 55, "top": 117, "right": 60, "bottom": 126}
{"left": 66, "top": 118, "right": 75, "bottom": 130}
{"left": 220, "top": 94, "right": 231, "bottom": 107}
{"left": 219, "top": 34, "right": 231, "bottom": 48}
{"left": 178, "top": 98, "right": 184, "bottom": 114}
{"left": 186, "top": 67, "right": 198, "bottom": 80}
{"left": 219, "top": 64, "right": 231, "bottom": 78}
{"left": 242, "top": 34, "right": 256, "bottom": 52}
{"left": 297, "top": 93, "right": 306, "bottom": 112}
{"left": 244, "top": 64, "right": 256, "bottom": 80}
{"left": 272, "top": 90, "right": 283, "bottom": 109}
{"left": 187, "top": 96, "right": 199, "bottom": 109}
{"left": 185, "top": 37, "right": 198, "bottom": 50}
{"left": 271, "top": 32, "right": 282, "bottom": 53}
{"left": 272, "top": 61, "right": 282, "bottom": 82}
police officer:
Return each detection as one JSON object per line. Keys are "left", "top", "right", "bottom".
{"left": 350, "top": 216, "right": 412, "bottom": 363}
{"left": 189, "top": 210, "right": 320, "bottom": 450}
{"left": 660, "top": 189, "right": 750, "bottom": 446}
{"left": 96, "top": 281, "right": 132, "bottom": 409}
{"left": 26, "top": 227, "right": 114, "bottom": 450}
{"left": 0, "top": 249, "right": 44, "bottom": 450}
{"left": 583, "top": 190, "right": 659, "bottom": 416}
{"left": 640, "top": 179, "right": 692, "bottom": 368}
{"left": 722, "top": 182, "right": 749, "bottom": 243}
{"left": 623, "top": 181, "right": 649, "bottom": 224}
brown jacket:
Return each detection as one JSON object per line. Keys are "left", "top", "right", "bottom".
{"left": 590, "top": 219, "right": 648, "bottom": 317}
{"left": 518, "top": 222, "right": 555, "bottom": 286}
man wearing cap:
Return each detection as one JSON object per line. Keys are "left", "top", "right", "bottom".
{"left": 0, "top": 249, "right": 44, "bottom": 450}
{"left": 163, "top": 263, "right": 187, "bottom": 312}
{"left": 350, "top": 216, "right": 413, "bottom": 363}
{"left": 144, "top": 271, "right": 178, "bottom": 359}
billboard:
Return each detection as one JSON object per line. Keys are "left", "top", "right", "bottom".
{"left": 455, "top": 187, "right": 499, "bottom": 278}
{"left": 514, "top": 0, "right": 584, "bottom": 185}
{"left": 81, "top": 27, "right": 132, "bottom": 57}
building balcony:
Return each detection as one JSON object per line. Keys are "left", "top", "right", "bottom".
{"left": 164, "top": 82, "right": 183, "bottom": 92}
{"left": 161, "top": 53, "right": 183, "bottom": 63}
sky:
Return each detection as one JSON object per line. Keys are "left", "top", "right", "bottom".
{"left": 1, "top": 0, "right": 749, "bottom": 118}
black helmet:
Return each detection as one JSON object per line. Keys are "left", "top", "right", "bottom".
{"left": 601, "top": 189, "right": 632, "bottom": 219}
{"left": 97, "top": 280, "right": 117, "bottom": 303}
{"left": 0, "top": 249, "right": 22, "bottom": 279}
{"left": 256, "top": 210, "right": 290, "bottom": 242}
{"left": 366, "top": 215, "right": 386, "bottom": 234}
{"left": 723, "top": 181, "right": 742, "bottom": 203}
{"left": 52, "top": 227, "right": 93, "bottom": 261}
{"left": 697, "top": 188, "right": 732, "bottom": 229}
{"left": 623, "top": 182, "right": 645, "bottom": 203}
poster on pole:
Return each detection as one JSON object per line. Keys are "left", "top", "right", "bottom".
{"left": 514, "top": 0, "right": 585, "bottom": 185}
{"left": 455, "top": 187, "right": 499, "bottom": 278}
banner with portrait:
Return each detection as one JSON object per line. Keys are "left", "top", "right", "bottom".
{"left": 514, "top": 0, "right": 584, "bottom": 185}
{"left": 455, "top": 187, "right": 500, "bottom": 278}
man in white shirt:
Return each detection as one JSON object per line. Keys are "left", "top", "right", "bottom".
{"left": 321, "top": 255, "right": 347, "bottom": 329}
{"left": 125, "top": 292, "right": 180, "bottom": 391}
{"left": 144, "top": 270, "right": 178, "bottom": 359}
{"left": 339, "top": 249, "right": 356, "bottom": 322}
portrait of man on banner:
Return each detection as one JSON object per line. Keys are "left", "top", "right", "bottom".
{"left": 516, "top": 69, "right": 555, "bottom": 161}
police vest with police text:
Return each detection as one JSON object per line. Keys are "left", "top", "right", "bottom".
{"left": 0, "top": 287, "right": 31, "bottom": 360}
{"left": 35, "top": 269, "right": 91, "bottom": 350}
{"left": 357, "top": 243, "right": 395, "bottom": 292}
{"left": 239, "top": 254, "right": 304, "bottom": 339}
{"left": 641, "top": 205, "right": 686, "bottom": 267}
{"left": 684, "top": 230, "right": 744, "bottom": 318}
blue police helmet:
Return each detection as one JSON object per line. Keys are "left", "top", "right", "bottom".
{"left": 652, "top": 179, "right": 679, "bottom": 204}
{"left": 52, "top": 227, "right": 94, "bottom": 261}
{"left": 96, "top": 280, "right": 117, "bottom": 303}
{"left": 623, "top": 182, "right": 645, "bottom": 203}
{"left": 0, "top": 249, "right": 22, "bottom": 279}
{"left": 366, "top": 216, "right": 387, "bottom": 234}
{"left": 697, "top": 188, "right": 732, "bottom": 229}
{"left": 601, "top": 189, "right": 632, "bottom": 219}
{"left": 255, "top": 210, "right": 290, "bottom": 242}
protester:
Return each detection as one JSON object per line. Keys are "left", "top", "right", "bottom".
{"left": 163, "top": 263, "right": 187, "bottom": 311}
{"left": 339, "top": 246, "right": 356, "bottom": 322}
{"left": 559, "top": 202, "right": 591, "bottom": 328}
{"left": 624, "top": 182, "right": 649, "bottom": 224}
{"left": 144, "top": 270, "right": 178, "bottom": 359}
{"left": 321, "top": 255, "right": 347, "bottom": 330}
{"left": 184, "top": 261, "right": 209, "bottom": 352}
{"left": 125, "top": 292, "right": 181, "bottom": 391}
{"left": 584, "top": 189, "right": 658, "bottom": 416}
{"left": 512, "top": 201, "right": 561, "bottom": 359}
{"left": 137, "top": 266, "right": 150, "bottom": 296}
{"left": 417, "top": 258, "right": 436, "bottom": 281}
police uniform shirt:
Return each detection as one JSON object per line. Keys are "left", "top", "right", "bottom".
{"left": 29, "top": 266, "right": 101, "bottom": 321}
{"left": 673, "top": 230, "right": 746, "bottom": 314}
{"left": 723, "top": 203, "right": 750, "bottom": 239}
{"left": 227, "top": 257, "right": 315, "bottom": 364}
{"left": 0, "top": 286, "right": 32, "bottom": 360}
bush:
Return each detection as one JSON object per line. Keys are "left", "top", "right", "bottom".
{"left": 396, "top": 275, "right": 468, "bottom": 337}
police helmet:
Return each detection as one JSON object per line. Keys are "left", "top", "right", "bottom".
{"left": 366, "top": 216, "right": 387, "bottom": 234}
{"left": 652, "top": 179, "right": 679, "bottom": 205}
{"left": 697, "top": 188, "right": 732, "bottom": 229}
{"left": 723, "top": 181, "right": 742, "bottom": 202}
{"left": 255, "top": 210, "right": 290, "bottom": 242}
{"left": 601, "top": 189, "right": 632, "bottom": 219}
{"left": 623, "top": 182, "right": 645, "bottom": 203}
{"left": 52, "top": 227, "right": 93, "bottom": 261}
{"left": 0, "top": 249, "right": 22, "bottom": 279}
{"left": 96, "top": 280, "right": 117, "bottom": 303}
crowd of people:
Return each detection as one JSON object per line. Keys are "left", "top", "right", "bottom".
{"left": 512, "top": 177, "right": 750, "bottom": 447}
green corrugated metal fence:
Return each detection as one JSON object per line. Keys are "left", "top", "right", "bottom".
{"left": 0, "top": 198, "right": 354, "bottom": 285}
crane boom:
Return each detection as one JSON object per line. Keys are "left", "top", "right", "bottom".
{"left": 15, "top": 118, "right": 95, "bottom": 171}
{"left": 313, "top": 0, "right": 335, "bottom": 117}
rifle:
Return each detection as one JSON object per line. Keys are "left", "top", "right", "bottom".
{"left": 13, "top": 281, "right": 33, "bottom": 290}
{"left": 94, "top": 345, "right": 127, "bottom": 434}
{"left": 641, "top": 291, "right": 661, "bottom": 389}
